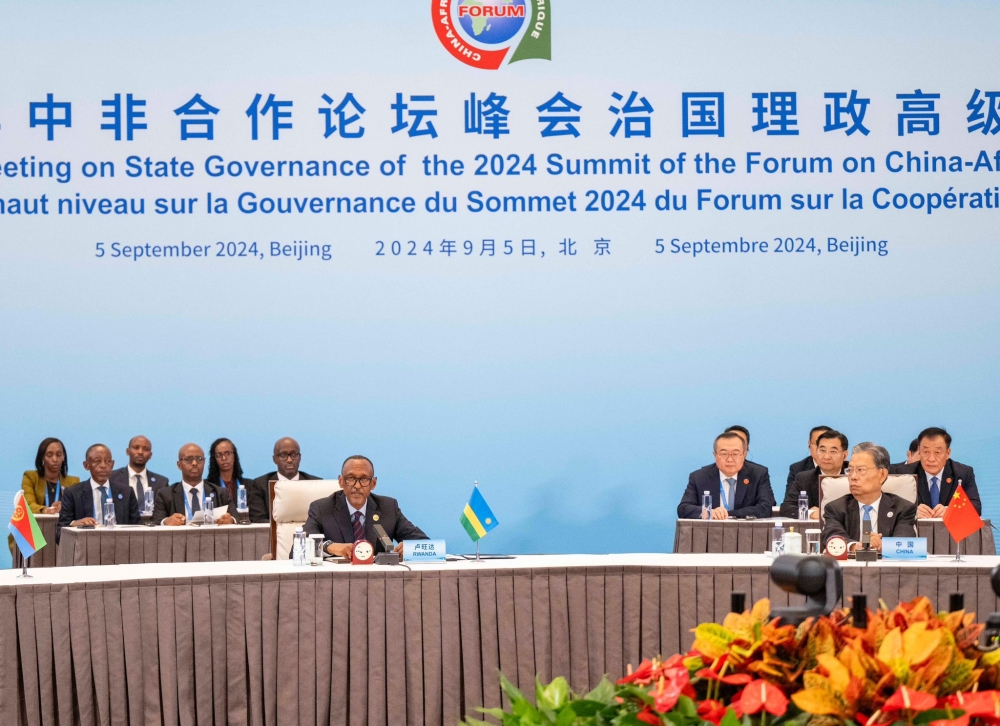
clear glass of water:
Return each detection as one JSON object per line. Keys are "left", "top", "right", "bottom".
{"left": 143, "top": 489, "right": 155, "bottom": 516}
{"left": 103, "top": 500, "right": 116, "bottom": 529}
{"left": 771, "top": 525, "right": 784, "bottom": 555}
{"left": 806, "top": 529, "right": 822, "bottom": 555}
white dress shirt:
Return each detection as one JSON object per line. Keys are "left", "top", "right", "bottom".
{"left": 89, "top": 478, "right": 111, "bottom": 524}
{"left": 718, "top": 470, "right": 739, "bottom": 509}
{"left": 183, "top": 480, "right": 205, "bottom": 516}
{"left": 276, "top": 471, "right": 300, "bottom": 481}
{"left": 346, "top": 498, "right": 368, "bottom": 525}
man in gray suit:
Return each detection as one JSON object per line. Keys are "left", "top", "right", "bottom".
{"left": 822, "top": 442, "right": 917, "bottom": 553}
{"left": 109, "top": 435, "right": 169, "bottom": 512}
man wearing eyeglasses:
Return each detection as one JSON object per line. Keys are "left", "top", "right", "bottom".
{"left": 779, "top": 430, "right": 849, "bottom": 519}
{"left": 677, "top": 431, "right": 775, "bottom": 520}
{"left": 302, "top": 454, "right": 427, "bottom": 558}
{"left": 248, "top": 437, "right": 322, "bottom": 523}
{"left": 890, "top": 427, "right": 980, "bottom": 519}
{"left": 58, "top": 444, "right": 140, "bottom": 538}
{"left": 152, "top": 443, "right": 237, "bottom": 525}
{"left": 822, "top": 442, "right": 916, "bottom": 552}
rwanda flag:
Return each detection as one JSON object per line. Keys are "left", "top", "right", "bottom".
{"left": 8, "top": 491, "right": 47, "bottom": 560}
{"left": 460, "top": 485, "right": 498, "bottom": 542}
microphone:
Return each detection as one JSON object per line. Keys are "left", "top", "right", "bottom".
{"left": 856, "top": 516, "right": 877, "bottom": 561}
{"left": 861, "top": 518, "right": 871, "bottom": 549}
{"left": 373, "top": 523, "right": 394, "bottom": 552}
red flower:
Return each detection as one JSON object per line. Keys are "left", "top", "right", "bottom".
{"left": 929, "top": 716, "right": 970, "bottom": 726}
{"left": 652, "top": 667, "right": 691, "bottom": 714}
{"left": 637, "top": 707, "right": 661, "bottom": 725}
{"left": 945, "top": 691, "right": 1000, "bottom": 722}
{"left": 696, "top": 668, "right": 753, "bottom": 685}
{"left": 697, "top": 699, "right": 729, "bottom": 725}
{"left": 883, "top": 686, "right": 937, "bottom": 713}
{"left": 737, "top": 680, "right": 789, "bottom": 717}
{"left": 618, "top": 659, "right": 655, "bottom": 685}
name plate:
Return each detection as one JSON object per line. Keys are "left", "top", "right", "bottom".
{"left": 403, "top": 539, "right": 446, "bottom": 562}
{"left": 883, "top": 537, "right": 928, "bottom": 560}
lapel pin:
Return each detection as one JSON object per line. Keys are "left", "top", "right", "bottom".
{"left": 373, "top": 514, "right": 379, "bottom": 522}
{"left": 946, "top": 478, "right": 952, "bottom": 484}
{"left": 117, "top": 493, "right": 123, "bottom": 500}
{"left": 743, "top": 478, "right": 749, "bottom": 485}
{"left": 887, "top": 511, "right": 893, "bottom": 517}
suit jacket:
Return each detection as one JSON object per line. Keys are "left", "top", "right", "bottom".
{"left": 786, "top": 455, "right": 814, "bottom": 490}
{"left": 248, "top": 470, "right": 321, "bottom": 524}
{"left": 779, "top": 465, "right": 847, "bottom": 519}
{"left": 57, "top": 478, "right": 140, "bottom": 537}
{"left": 821, "top": 492, "right": 917, "bottom": 548}
{"left": 677, "top": 462, "right": 775, "bottom": 519}
{"left": 888, "top": 460, "right": 980, "bottom": 515}
{"left": 303, "top": 491, "right": 427, "bottom": 554}
{"left": 151, "top": 481, "right": 236, "bottom": 525}
{"left": 108, "top": 467, "right": 170, "bottom": 503}
{"left": 21, "top": 470, "right": 80, "bottom": 513}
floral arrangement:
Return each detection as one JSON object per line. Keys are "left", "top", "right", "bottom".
{"left": 463, "top": 596, "right": 1000, "bottom": 726}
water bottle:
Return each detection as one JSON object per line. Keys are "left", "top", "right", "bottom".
{"left": 701, "top": 491, "right": 712, "bottom": 520}
{"left": 143, "top": 489, "right": 155, "bottom": 516}
{"left": 292, "top": 527, "right": 308, "bottom": 566}
{"left": 798, "top": 491, "right": 810, "bottom": 520}
{"left": 203, "top": 494, "right": 215, "bottom": 526}
{"left": 771, "top": 522, "right": 784, "bottom": 555}
{"left": 237, "top": 485, "right": 248, "bottom": 514}
{"left": 103, "top": 500, "right": 116, "bottom": 529}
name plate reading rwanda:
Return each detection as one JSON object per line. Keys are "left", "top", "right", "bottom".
{"left": 403, "top": 540, "right": 446, "bottom": 562}
{"left": 883, "top": 537, "right": 928, "bottom": 561}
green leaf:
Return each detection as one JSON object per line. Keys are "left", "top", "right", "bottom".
{"left": 555, "top": 704, "right": 578, "bottom": 726}
{"left": 585, "top": 676, "right": 618, "bottom": 706}
{"left": 473, "top": 707, "right": 507, "bottom": 718}
{"left": 914, "top": 709, "right": 966, "bottom": 725}
{"left": 720, "top": 708, "right": 742, "bottom": 726}
{"left": 742, "top": 714, "right": 753, "bottom": 726}
{"left": 677, "top": 695, "right": 698, "bottom": 719}
{"left": 539, "top": 677, "right": 571, "bottom": 711}
{"left": 499, "top": 673, "right": 530, "bottom": 705}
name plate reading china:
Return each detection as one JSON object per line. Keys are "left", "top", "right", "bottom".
{"left": 882, "top": 537, "right": 928, "bottom": 561}
{"left": 403, "top": 539, "right": 446, "bottom": 562}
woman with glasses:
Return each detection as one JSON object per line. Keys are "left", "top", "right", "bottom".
{"left": 206, "top": 438, "right": 250, "bottom": 495}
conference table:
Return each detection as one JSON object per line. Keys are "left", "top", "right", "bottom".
{"left": 4, "top": 553, "right": 1000, "bottom": 726}
{"left": 56, "top": 523, "right": 271, "bottom": 566}
{"left": 673, "top": 518, "right": 997, "bottom": 555}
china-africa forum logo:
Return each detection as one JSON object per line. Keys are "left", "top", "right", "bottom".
{"left": 432, "top": 0, "right": 551, "bottom": 70}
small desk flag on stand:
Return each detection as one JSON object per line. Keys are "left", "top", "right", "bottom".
{"left": 943, "top": 483, "right": 984, "bottom": 543}
{"left": 8, "top": 491, "right": 47, "bottom": 560}
{"left": 460, "top": 483, "right": 498, "bottom": 543}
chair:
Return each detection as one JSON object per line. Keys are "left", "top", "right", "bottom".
{"left": 818, "top": 474, "right": 917, "bottom": 525}
{"left": 267, "top": 479, "right": 339, "bottom": 560}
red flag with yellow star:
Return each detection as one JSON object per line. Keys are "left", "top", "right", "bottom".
{"left": 943, "top": 484, "right": 984, "bottom": 542}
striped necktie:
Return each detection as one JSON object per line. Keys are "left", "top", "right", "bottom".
{"left": 352, "top": 511, "right": 365, "bottom": 543}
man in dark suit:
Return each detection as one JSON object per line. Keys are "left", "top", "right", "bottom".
{"left": 109, "top": 435, "right": 169, "bottom": 513}
{"left": 889, "top": 427, "right": 980, "bottom": 518}
{"left": 677, "top": 431, "right": 775, "bottom": 520}
{"left": 779, "top": 430, "right": 848, "bottom": 519}
{"left": 304, "top": 454, "right": 427, "bottom": 557}
{"left": 152, "top": 443, "right": 237, "bottom": 525}
{"left": 58, "top": 444, "right": 140, "bottom": 537}
{"left": 248, "top": 437, "right": 322, "bottom": 523}
{"left": 785, "top": 425, "right": 833, "bottom": 491}
{"left": 822, "top": 442, "right": 917, "bottom": 551}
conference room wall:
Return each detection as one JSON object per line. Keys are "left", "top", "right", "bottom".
{"left": 2, "top": 1, "right": 1000, "bottom": 566}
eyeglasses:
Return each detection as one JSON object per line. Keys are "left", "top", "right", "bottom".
{"left": 181, "top": 456, "right": 206, "bottom": 464}
{"left": 343, "top": 476, "right": 373, "bottom": 487}
{"left": 275, "top": 452, "right": 301, "bottom": 461}
{"left": 214, "top": 451, "right": 234, "bottom": 460}
{"left": 845, "top": 466, "right": 878, "bottom": 476}
{"left": 715, "top": 451, "right": 744, "bottom": 460}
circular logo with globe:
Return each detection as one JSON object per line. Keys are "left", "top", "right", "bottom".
{"left": 457, "top": 0, "right": 527, "bottom": 45}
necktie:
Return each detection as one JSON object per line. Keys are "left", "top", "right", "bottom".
{"left": 135, "top": 474, "right": 144, "bottom": 504}
{"left": 190, "top": 488, "right": 201, "bottom": 514}
{"left": 929, "top": 476, "right": 940, "bottom": 508}
{"left": 863, "top": 504, "right": 873, "bottom": 524}
{"left": 724, "top": 478, "right": 736, "bottom": 510}
{"left": 99, "top": 485, "right": 109, "bottom": 524}
{"left": 352, "top": 511, "right": 365, "bottom": 543}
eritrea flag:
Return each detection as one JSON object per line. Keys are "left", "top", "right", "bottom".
{"left": 8, "top": 491, "right": 47, "bottom": 559}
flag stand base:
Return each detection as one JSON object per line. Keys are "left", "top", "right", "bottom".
{"left": 17, "top": 565, "right": 31, "bottom": 579}
{"left": 955, "top": 539, "right": 963, "bottom": 563}
{"left": 475, "top": 541, "right": 480, "bottom": 562}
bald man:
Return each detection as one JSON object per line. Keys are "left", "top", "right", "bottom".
{"left": 248, "top": 437, "right": 321, "bottom": 523}
{"left": 58, "top": 444, "right": 140, "bottom": 538}
{"left": 152, "top": 443, "right": 237, "bottom": 525}
{"left": 109, "top": 435, "right": 170, "bottom": 511}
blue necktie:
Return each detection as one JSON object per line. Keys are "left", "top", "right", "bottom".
{"left": 862, "top": 504, "right": 873, "bottom": 527}
{"left": 99, "top": 485, "right": 109, "bottom": 524}
{"left": 722, "top": 478, "right": 736, "bottom": 510}
{"left": 929, "top": 476, "right": 940, "bottom": 508}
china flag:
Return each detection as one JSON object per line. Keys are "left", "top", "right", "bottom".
{"left": 943, "top": 484, "right": 984, "bottom": 542}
